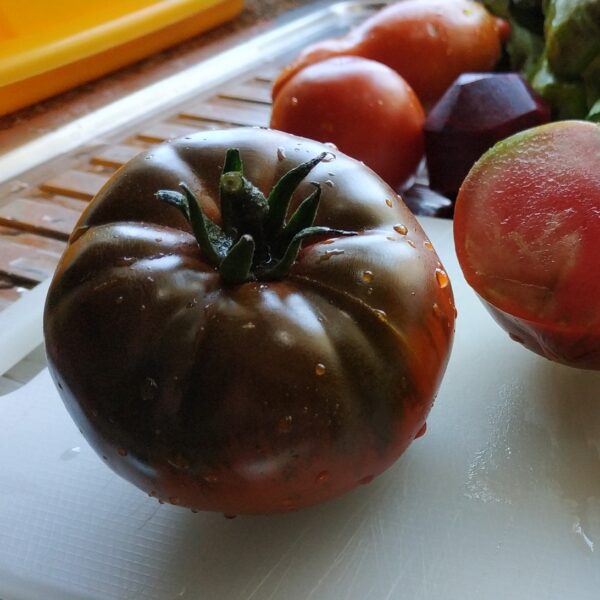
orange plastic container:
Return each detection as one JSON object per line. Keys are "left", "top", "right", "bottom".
{"left": 0, "top": 0, "right": 244, "bottom": 116}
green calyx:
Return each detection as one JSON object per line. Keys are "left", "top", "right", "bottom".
{"left": 155, "top": 149, "right": 356, "bottom": 285}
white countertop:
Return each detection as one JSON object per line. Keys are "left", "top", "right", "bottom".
{"left": 1, "top": 216, "right": 599, "bottom": 600}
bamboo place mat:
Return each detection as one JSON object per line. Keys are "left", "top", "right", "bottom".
{"left": 0, "top": 66, "right": 278, "bottom": 308}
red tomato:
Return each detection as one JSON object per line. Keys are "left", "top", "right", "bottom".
{"left": 454, "top": 120, "right": 600, "bottom": 369}
{"left": 272, "top": 0, "right": 509, "bottom": 106}
{"left": 270, "top": 56, "right": 425, "bottom": 190}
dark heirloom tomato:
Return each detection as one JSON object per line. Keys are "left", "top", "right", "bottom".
{"left": 44, "top": 128, "right": 455, "bottom": 515}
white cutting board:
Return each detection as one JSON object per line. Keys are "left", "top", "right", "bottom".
{"left": 1, "top": 217, "right": 600, "bottom": 600}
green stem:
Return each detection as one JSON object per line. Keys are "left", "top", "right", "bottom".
{"left": 260, "top": 227, "right": 357, "bottom": 281}
{"left": 155, "top": 149, "right": 357, "bottom": 285}
{"left": 273, "top": 184, "right": 321, "bottom": 257}
{"left": 264, "top": 152, "right": 327, "bottom": 238}
{"left": 219, "top": 172, "right": 269, "bottom": 259}
{"left": 219, "top": 234, "right": 255, "bottom": 285}
{"left": 154, "top": 186, "right": 231, "bottom": 265}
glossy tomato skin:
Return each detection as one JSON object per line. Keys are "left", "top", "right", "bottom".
{"left": 272, "top": 0, "right": 509, "bottom": 106}
{"left": 270, "top": 56, "right": 425, "bottom": 191}
{"left": 480, "top": 302, "right": 600, "bottom": 370}
{"left": 44, "top": 128, "right": 455, "bottom": 514}
{"left": 454, "top": 120, "right": 600, "bottom": 369}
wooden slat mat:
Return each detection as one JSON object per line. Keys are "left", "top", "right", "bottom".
{"left": 0, "top": 74, "right": 275, "bottom": 311}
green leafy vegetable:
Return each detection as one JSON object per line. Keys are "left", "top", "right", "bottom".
{"left": 481, "top": 0, "right": 600, "bottom": 120}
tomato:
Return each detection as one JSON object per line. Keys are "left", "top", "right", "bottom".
{"left": 270, "top": 56, "right": 425, "bottom": 191}
{"left": 44, "top": 128, "right": 455, "bottom": 515}
{"left": 454, "top": 120, "right": 600, "bottom": 369}
{"left": 272, "top": 0, "right": 509, "bottom": 107}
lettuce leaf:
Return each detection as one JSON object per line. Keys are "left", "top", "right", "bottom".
{"left": 480, "top": 0, "right": 600, "bottom": 120}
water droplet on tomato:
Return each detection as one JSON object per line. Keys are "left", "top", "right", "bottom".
{"left": 315, "top": 363, "right": 326, "bottom": 376}
{"left": 435, "top": 268, "right": 449, "bottom": 288}
{"left": 385, "top": 198, "right": 393, "bottom": 208}
{"left": 373, "top": 309, "right": 387, "bottom": 323}
{"left": 168, "top": 455, "right": 190, "bottom": 470}
{"left": 141, "top": 377, "right": 158, "bottom": 401}
{"left": 277, "top": 146, "right": 286, "bottom": 161}
{"left": 278, "top": 415, "right": 293, "bottom": 433}
{"left": 117, "top": 448, "right": 128, "bottom": 457}
{"left": 433, "top": 303, "right": 443, "bottom": 318}
{"left": 360, "top": 475, "right": 374, "bottom": 485}
{"left": 361, "top": 270, "right": 374, "bottom": 284}
{"left": 319, "top": 248, "right": 344, "bottom": 262}
{"left": 282, "top": 498, "right": 296, "bottom": 510}
{"left": 426, "top": 22, "right": 439, "bottom": 37}
{"left": 290, "top": 97, "right": 299, "bottom": 106}
{"left": 415, "top": 422, "right": 427, "bottom": 438}
{"left": 316, "top": 471, "right": 330, "bottom": 483}
{"left": 394, "top": 224, "right": 408, "bottom": 235}
{"left": 318, "top": 248, "right": 344, "bottom": 262}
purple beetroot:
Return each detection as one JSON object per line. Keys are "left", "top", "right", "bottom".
{"left": 424, "top": 73, "right": 551, "bottom": 198}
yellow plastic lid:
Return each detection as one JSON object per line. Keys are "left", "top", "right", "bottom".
{"left": 0, "top": 0, "right": 244, "bottom": 115}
